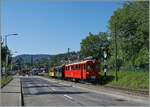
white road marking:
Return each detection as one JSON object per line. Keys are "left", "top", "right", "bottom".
{"left": 51, "top": 88, "right": 56, "bottom": 91}
{"left": 28, "top": 85, "right": 38, "bottom": 94}
{"left": 63, "top": 94, "right": 73, "bottom": 100}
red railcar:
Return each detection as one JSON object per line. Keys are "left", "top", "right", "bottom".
{"left": 64, "top": 59, "right": 100, "bottom": 81}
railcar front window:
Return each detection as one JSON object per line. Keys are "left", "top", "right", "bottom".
{"left": 92, "top": 65, "right": 95, "bottom": 72}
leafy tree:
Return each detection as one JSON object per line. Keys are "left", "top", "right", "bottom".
{"left": 1, "top": 43, "right": 11, "bottom": 66}
{"left": 1, "top": 42, "right": 12, "bottom": 75}
{"left": 108, "top": 1, "right": 149, "bottom": 70}
{"left": 80, "top": 32, "right": 110, "bottom": 59}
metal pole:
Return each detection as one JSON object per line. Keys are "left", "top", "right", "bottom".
{"left": 0, "top": 35, "right": 2, "bottom": 77}
{"left": 5, "top": 36, "right": 8, "bottom": 77}
{"left": 115, "top": 22, "right": 118, "bottom": 81}
{"left": 68, "top": 48, "right": 70, "bottom": 63}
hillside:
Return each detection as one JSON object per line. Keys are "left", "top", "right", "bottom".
{"left": 12, "top": 51, "right": 81, "bottom": 68}
{"left": 13, "top": 54, "right": 54, "bottom": 64}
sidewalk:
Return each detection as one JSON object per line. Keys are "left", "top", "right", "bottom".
{"left": 0, "top": 76, "right": 21, "bottom": 106}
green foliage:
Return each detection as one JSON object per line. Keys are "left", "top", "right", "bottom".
{"left": 1, "top": 43, "right": 7, "bottom": 62}
{"left": 34, "top": 58, "right": 51, "bottom": 68}
{"left": 106, "top": 71, "right": 149, "bottom": 90}
{"left": 1, "top": 42, "right": 12, "bottom": 68}
{"left": 80, "top": 32, "right": 110, "bottom": 59}
{"left": 0, "top": 76, "right": 13, "bottom": 88}
{"left": 108, "top": 1, "right": 149, "bottom": 70}
{"left": 134, "top": 47, "right": 149, "bottom": 67}
{"left": 13, "top": 54, "right": 53, "bottom": 69}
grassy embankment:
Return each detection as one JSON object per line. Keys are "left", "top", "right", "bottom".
{"left": 0, "top": 76, "right": 13, "bottom": 88}
{"left": 101, "top": 71, "right": 149, "bottom": 91}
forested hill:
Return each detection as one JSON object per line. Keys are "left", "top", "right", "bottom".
{"left": 14, "top": 54, "right": 54, "bottom": 64}
{"left": 13, "top": 51, "right": 80, "bottom": 68}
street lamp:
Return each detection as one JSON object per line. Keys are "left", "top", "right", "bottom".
{"left": 4, "top": 33, "right": 18, "bottom": 76}
{"left": 5, "top": 34, "right": 18, "bottom": 46}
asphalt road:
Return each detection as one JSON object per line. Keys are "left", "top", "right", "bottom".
{"left": 21, "top": 76, "right": 147, "bottom": 106}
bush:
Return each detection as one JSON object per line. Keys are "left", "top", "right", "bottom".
{"left": 1, "top": 76, "right": 13, "bottom": 88}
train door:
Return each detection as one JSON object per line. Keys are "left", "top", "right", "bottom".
{"left": 81, "top": 64, "right": 83, "bottom": 80}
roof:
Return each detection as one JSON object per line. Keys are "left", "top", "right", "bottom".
{"left": 65, "top": 60, "right": 95, "bottom": 66}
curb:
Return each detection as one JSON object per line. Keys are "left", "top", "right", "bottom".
{"left": 19, "top": 78, "right": 24, "bottom": 106}
{"left": 18, "top": 78, "right": 22, "bottom": 106}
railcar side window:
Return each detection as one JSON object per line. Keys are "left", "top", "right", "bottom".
{"left": 76, "top": 65, "right": 78, "bottom": 69}
{"left": 87, "top": 64, "right": 91, "bottom": 71}
{"left": 84, "top": 64, "right": 86, "bottom": 70}
{"left": 71, "top": 66, "right": 73, "bottom": 70}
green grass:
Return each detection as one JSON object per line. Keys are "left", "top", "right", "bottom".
{"left": 39, "top": 71, "right": 149, "bottom": 91}
{"left": 0, "top": 76, "right": 13, "bottom": 88}
{"left": 101, "top": 71, "right": 149, "bottom": 90}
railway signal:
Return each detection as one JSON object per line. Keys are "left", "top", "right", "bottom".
{"left": 103, "top": 49, "right": 107, "bottom": 78}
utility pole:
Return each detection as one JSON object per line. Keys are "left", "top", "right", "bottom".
{"left": 5, "top": 37, "right": 8, "bottom": 76}
{"left": 0, "top": 35, "right": 2, "bottom": 77}
{"left": 68, "top": 48, "right": 70, "bottom": 63}
{"left": 115, "top": 22, "right": 118, "bottom": 81}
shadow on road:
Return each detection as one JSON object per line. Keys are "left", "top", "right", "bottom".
{"left": 22, "top": 84, "right": 71, "bottom": 88}
{"left": 24, "top": 91, "right": 88, "bottom": 95}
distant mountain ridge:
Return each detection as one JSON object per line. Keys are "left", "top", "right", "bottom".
{"left": 14, "top": 54, "right": 54, "bottom": 64}
{"left": 13, "top": 51, "right": 81, "bottom": 67}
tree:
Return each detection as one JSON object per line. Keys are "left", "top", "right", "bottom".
{"left": 1, "top": 43, "right": 11, "bottom": 65}
{"left": 80, "top": 32, "right": 110, "bottom": 59}
{"left": 1, "top": 42, "right": 12, "bottom": 75}
{"left": 108, "top": 1, "right": 149, "bottom": 70}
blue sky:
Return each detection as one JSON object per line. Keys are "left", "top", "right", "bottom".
{"left": 1, "top": 0, "right": 123, "bottom": 56}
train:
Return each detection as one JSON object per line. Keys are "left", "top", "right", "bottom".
{"left": 48, "top": 59, "right": 101, "bottom": 82}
